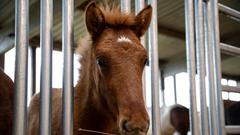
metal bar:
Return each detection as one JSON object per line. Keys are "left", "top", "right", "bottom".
{"left": 121, "top": 0, "right": 131, "bottom": 13}
{"left": 161, "top": 89, "right": 166, "bottom": 107}
{"left": 203, "top": 1, "right": 219, "bottom": 135}
{"left": 160, "top": 70, "right": 165, "bottom": 92}
{"left": 220, "top": 42, "right": 240, "bottom": 56}
{"left": 218, "top": 3, "right": 240, "bottom": 22}
{"left": 30, "top": 46, "right": 36, "bottom": 96}
{"left": 62, "top": 0, "right": 74, "bottom": 134}
{"left": 184, "top": 0, "right": 200, "bottom": 135}
{"left": 39, "top": 0, "right": 53, "bottom": 134}
{"left": 135, "top": 0, "right": 145, "bottom": 24}
{"left": 148, "top": 0, "right": 160, "bottom": 135}
{"left": 173, "top": 75, "right": 177, "bottom": 104}
{"left": 13, "top": 0, "right": 29, "bottom": 134}
{"left": 222, "top": 85, "right": 240, "bottom": 93}
{"left": 225, "top": 126, "right": 240, "bottom": 134}
{"left": 160, "top": 70, "right": 165, "bottom": 106}
{"left": 0, "top": 54, "right": 4, "bottom": 69}
{"left": 210, "top": 0, "right": 226, "bottom": 134}
{"left": 194, "top": 0, "right": 209, "bottom": 134}
{"left": 135, "top": 0, "right": 147, "bottom": 102}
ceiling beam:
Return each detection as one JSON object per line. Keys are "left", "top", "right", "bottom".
{"left": 30, "top": 36, "right": 62, "bottom": 51}
{"left": 0, "top": 22, "right": 14, "bottom": 37}
{"left": 222, "top": 74, "right": 240, "bottom": 82}
{"left": 29, "top": 36, "right": 77, "bottom": 51}
{"left": 0, "top": 35, "right": 14, "bottom": 54}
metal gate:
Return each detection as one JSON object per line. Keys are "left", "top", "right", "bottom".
{"left": 14, "top": 0, "right": 74, "bottom": 134}
{"left": 13, "top": 0, "right": 161, "bottom": 135}
{"left": 10, "top": 0, "right": 240, "bottom": 135}
{"left": 185, "top": 0, "right": 240, "bottom": 135}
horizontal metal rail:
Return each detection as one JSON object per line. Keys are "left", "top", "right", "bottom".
{"left": 218, "top": 3, "right": 240, "bottom": 21}
{"left": 225, "top": 126, "right": 240, "bottom": 134}
{"left": 220, "top": 43, "right": 240, "bottom": 56}
{"left": 222, "top": 85, "right": 240, "bottom": 93}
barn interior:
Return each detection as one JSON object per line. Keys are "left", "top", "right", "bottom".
{"left": 0, "top": 0, "right": 240, "bottom": 135}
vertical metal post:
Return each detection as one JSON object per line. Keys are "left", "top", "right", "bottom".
{"left": 173, "top": 75, "right": 177, "bottom": 104}
{"left": 62, "top": 0, "right": 74, "bottom": 134}
{"left": 194, "top": 0, "right": 209, "bottom": 134}
{"left": 135, "top": 0, "right": 144, "bottom": 12}
{"left": 121, "top": 0, "right": 131, "bottom": 13}
{"left": 160, "top": 70, "right": 165, "bottom": 106}
{"left": 13, "top": 0, "right": 29, "bottom": 134}
{"left": 148, "top": 0, "right": 160, "bottom": 134}
{"left": 135, "top": 0, "right": 147, "bottom": 102}
{"left": 39, "top": 0, "right": 53, "bottom": 134}
{"left": 184, "top": 0, "right": 200, "bottom": 135}
{"left": 0, "top": 53, "right": 4, "bottom": 69}
{"left": 30, "top": 46, "right": 36, "bottom": 96}
{"left": 210, "top": 0, "right": 226, "bottom": 134}
{"left": 161, "top": 89, "right": 166, "bottom": 107}
{"left": 203, "top": 1, "right": 219, "bottom": 135}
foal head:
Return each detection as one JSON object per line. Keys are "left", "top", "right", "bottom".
{"left": 83, "top": 2, "right": 152, "bottom": 135}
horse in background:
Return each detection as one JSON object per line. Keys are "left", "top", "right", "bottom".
{"left": 160, "top": 104, "right": 189, "bottom": 135}
{"left": 224, "top": 100, "right": 240, "bottom": 126}
{"left": 159, "top": 100, "right": 240, "bottom": 135}
{"left": 28, "top": 2, "right": 152, "bottom": 135}
{"left": 224, "top": 100, "right": 240, "bottom": 135}
{"left": 0, "top": 68, "right": 14, "bottom": 135}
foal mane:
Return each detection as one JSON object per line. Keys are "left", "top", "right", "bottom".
{"left": 98, "top": 3, "right": 136, "bottom": 27}
{"left": 76, "top": 3, "right": 137, "bottom": 55}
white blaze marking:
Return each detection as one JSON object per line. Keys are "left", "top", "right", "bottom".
{"left": 117, "top": 36, "right": 132, "bottom": 44}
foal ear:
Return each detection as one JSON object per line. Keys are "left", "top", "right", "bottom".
{"left": 134, "top": 5, "right": 152, "bottom": 37}
{"left": 85, "top": 2, "right": 105, "bottom": 37}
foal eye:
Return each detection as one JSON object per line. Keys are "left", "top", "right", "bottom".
{"left": 144, "top": 58, "right": 149, "bottom": 66}
{"left": 97, "top": 57, "right": 107, "bottom": 68}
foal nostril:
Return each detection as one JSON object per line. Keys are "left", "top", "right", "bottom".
{"left": 122, "top": 120, "right": 131, "bottom": 132}
{"left": 121, "top": 119, "right": 149, "bottom": 133}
